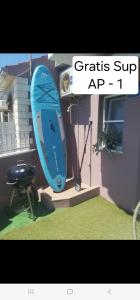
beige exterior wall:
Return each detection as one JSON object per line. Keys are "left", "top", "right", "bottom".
{"left": 63, "top": 94, "right": 140, "bottom": 214}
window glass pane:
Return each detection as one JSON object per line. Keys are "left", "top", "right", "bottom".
{"left": 105, "top": 98, "right": 125, "bottom": 121}
{"left": 3, "top": 112, "right": 8, "bottom": 122}
{"left": 104, "top": 122, "right": 124, "bottom": 150}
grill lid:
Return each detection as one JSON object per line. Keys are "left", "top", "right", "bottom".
{"left": 6, "top": 162, "right": 37, "bottom": 183}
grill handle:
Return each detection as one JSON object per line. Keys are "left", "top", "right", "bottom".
{"left": 6, "top": 181, "right": 17, "bottom": 186}
{"left": 17, "top": 160, "right": 26, "bottom": 164}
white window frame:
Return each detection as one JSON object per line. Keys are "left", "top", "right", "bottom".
{"left": 103, "top": 95, "right": 126, "bottom": 152}
{"left": 0, "top": 111, "right": 12, "bottom": 123}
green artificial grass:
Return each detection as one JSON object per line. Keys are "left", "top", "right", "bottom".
{"left": 0, "top": 197, "right": 133, "bottom": 240}
{"left": 0, "top": 202, "right": 55, "bottom": 235}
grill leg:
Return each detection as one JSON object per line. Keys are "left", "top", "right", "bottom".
{"left": 9, "top": 189, "right": 16, "bottom": 208}
{"left": 27, "top": 190, "right": 35, "bottom": 221}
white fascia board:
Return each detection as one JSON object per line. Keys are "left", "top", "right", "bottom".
{"left": 48, "top": 53, "right": 115, "bottom": 67}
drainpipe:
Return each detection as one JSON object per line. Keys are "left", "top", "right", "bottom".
{"left": 29, "top": 54, "right": 32, "bottom": 82}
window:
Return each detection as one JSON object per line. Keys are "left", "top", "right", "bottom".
{"left": 0, "top": 111, "right": 7, "bottom": 122}
{"left": 0, "top": 111, "right": 13, "bottom": 123}
{"left": 3, "top": 111, "right": 8, "bottom": 122}
{"left": 103, "top": 96, "right": 125, "bottom": 151}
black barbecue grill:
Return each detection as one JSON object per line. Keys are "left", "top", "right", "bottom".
{"left": 6, "top": 161, "right": 38, "bottom": 220}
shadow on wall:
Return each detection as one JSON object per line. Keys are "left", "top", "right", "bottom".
{"left": 61, "top": 100, "right": 79, "bottom": 179}
{"left": 98, "top": 97, "right": 130, "bottom": 212}
{"left": 61, "top": 96, "right": 91, "bottom": 184}
{"left": 69, "top": 96, "right": 91, "bottom": 126}
{"left": 100, "top": 151, "right": 129, "bottom": 211}
{"left": 69, "top": 117, "right": 81, "bottom": 182}
{"left": 99, "top": 97, "right": 140, "bottom": 214}
{"left": 32, "top": 150, "right": 48, "bottom": 189}
{"left": 136, "top": 137, "right": 140, "bottom": 208}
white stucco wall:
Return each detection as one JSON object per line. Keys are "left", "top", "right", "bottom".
{"left": 48, "top": 53, "right": 105, "bottom": 66}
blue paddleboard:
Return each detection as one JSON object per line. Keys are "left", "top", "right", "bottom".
{"left": 31, "top": 65, "right": 67, "bottom": 192}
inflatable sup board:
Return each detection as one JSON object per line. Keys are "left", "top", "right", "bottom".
{"left": 31, "top": 65, "right": 67, "bottom": 192}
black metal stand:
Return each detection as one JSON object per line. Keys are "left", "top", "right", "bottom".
{"left": 6, "top": 183, "right": 36, "bottom": 221}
